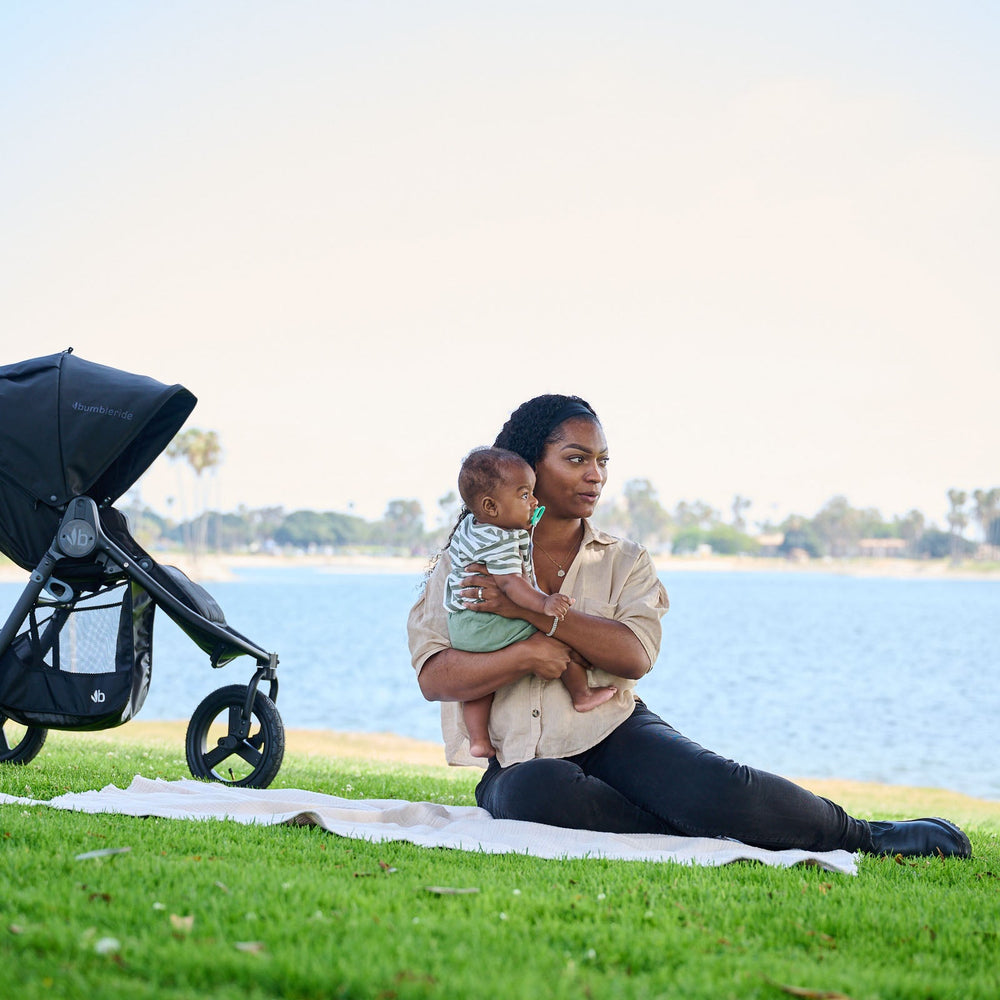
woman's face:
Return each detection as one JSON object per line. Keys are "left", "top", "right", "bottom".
{"left": 532, "top": 417, "right": 609, "bottom": 520}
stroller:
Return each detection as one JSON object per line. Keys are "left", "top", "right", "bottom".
{"left": 0, "top": 350, "right": 284, "bottom": 788}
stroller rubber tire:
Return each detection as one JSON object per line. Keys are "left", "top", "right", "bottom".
{"left": 185, "top": 684, "right": 285, "bottom": 789}
{"left": 0, "top": 712, "right": 47, "bottom": 765}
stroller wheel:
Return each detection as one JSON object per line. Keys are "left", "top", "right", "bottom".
{"left": 185, "top": 684, "right": 285, "bottom": 788}
{"left": 0, "top": 713, "right": 48, "bottom": 765}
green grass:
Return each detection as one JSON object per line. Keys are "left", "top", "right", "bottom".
{"left": 3, "top": 738, "right": 999, "bottom": 1000}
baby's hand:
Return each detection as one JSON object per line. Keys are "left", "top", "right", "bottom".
{"left": 542, "top": 593, "right": 575, "bottom": 618}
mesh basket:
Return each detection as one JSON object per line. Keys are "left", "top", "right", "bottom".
{"left": 0, "top": 581, "right": 154, "bottom": 729}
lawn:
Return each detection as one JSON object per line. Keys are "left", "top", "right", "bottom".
{"left": 2, "top": 726, "right": 999, "bottom": 1000}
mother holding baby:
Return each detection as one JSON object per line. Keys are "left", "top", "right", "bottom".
{"left": 407, "top": 394, "right": 970, "bottom": 857}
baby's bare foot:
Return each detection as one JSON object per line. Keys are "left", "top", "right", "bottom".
{"left": 572, "top": 686, "right": 618, "bottom": 713}
{"left": 469, "top": 740, "right": 497, "bottom": 758}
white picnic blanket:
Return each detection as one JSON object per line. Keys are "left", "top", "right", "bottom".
{"left": 0, "top": 775, "right": 858, "bottom": 874}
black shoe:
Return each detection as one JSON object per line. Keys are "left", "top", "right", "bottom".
{"left": 867, "top": 817, "right": 972, "bottom": 858}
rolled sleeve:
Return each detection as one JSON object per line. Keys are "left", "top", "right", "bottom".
{"left": 613, "top": 548, "right": 669, "bottom": 672}
{"left": 407, "top": 557, "right": 451, "bottom": 676}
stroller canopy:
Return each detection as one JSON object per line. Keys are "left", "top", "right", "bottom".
{"left": 0, "top": 350, "right": 197, "bottom": 570}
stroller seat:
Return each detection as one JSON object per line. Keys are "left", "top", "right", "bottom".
{"left": 98, "top": 507, "right": 232, "bottom": 642}
{"left": 160, "top": 567, "right": 226, "bottom": 625}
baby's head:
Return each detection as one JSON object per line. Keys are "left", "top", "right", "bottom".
{"left": 459, "top": 447, "right": 538, "bottom": 531}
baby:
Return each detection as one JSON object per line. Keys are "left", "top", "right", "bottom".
{"left": 444, "top": 446, "right": 617, "bottom": 758}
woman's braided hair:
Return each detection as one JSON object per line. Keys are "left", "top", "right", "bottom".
{"left": 492, "top": 394, "right": 599, "bottom": 466}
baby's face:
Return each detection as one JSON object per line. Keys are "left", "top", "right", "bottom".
{"left": 489, "top": 465, "right": 539, "bottom": 531}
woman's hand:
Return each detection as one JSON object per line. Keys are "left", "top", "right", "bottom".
{"left": 458, "top": 563, "right": 521, "bottom": 619}
{"left": 516, "top": 632, "right": 575, "bottom": 681}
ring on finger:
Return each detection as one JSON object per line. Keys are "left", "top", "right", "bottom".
{"left": 477, "top": 587, "right": 484, "bottom": 602}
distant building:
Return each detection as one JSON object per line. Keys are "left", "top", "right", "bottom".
{"left": 756, "top": 533, "right": 785, "bottom": 557}
{"left": 857, "top": 538, "right": 908, "bottom": 558}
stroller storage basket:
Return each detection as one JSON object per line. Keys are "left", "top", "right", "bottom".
{"left": 0, "top": 581, "right": 153, "bottom": 730}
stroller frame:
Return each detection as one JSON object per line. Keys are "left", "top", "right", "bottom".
{"left": 0, "top": 496, "right": 284, "bottom": 787}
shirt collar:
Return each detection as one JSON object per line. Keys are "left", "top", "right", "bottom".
{"left": 582, "top": 518, "right": 618, "bottom": 548}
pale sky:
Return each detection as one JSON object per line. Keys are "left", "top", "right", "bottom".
{"left": 3, "top": 2, "right": 997, "bottom": 531}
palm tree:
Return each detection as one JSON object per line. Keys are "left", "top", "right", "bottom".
{"left": 894, "top": 509, "right": 925, "bottom": 555}
{"left": 166, "top": 429, "right": 222, "bottom": 560}
{"left": 730, "top": 494, "right": 752, "bottom": 532}
{"left": 946, "top": 489, "right": 968, "bottom": 563}
{"left": 972, "top": 487, "right": 1000, "bottom": 559}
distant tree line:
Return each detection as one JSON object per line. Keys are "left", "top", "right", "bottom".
{"left": 145, "top": 427, "right": 998, "bottom": 562}
{"left": 125, "top": 481, "right": 1000, "bottom": 562}
{"left": 597, "top": 481, "right": 1000, "bottom": 561}
{"left": 128, "top": 501, "right": 433, "bottom": 557}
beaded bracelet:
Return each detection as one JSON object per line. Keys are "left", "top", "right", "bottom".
{"left": 546, "top": 616, "right": 560, "bottom": 637}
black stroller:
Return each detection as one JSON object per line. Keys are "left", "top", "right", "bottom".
{"left": 0, "top": 350, "right": 284, "bottom": 787}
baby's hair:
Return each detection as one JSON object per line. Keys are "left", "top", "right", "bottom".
{"left": 457, "top": 447, "right": 531, "bottom": 510}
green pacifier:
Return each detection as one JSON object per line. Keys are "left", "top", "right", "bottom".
{"left": 530, "top": 505, "right": 545, "bottom": 527}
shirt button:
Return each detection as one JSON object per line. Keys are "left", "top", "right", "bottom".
{"left": 531, "top": 709, "right": 540, "bottom": 718}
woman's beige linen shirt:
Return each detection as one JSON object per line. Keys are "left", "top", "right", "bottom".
{"left": 407, "top": 520, "right": 669, "bottom": 767}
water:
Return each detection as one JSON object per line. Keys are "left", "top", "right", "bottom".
{"left": 653, "top": 571, "right": 999, "bottom": 800}
{"left": 1, "top": 568, "right": 997, "bottom": 799}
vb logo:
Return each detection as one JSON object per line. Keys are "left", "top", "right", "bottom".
{"left": 63, "top": 526, "right": 92, "bottom": 547}
{"left": 59, "top": 520, "right": 97, "bottom": 556}
{"left": 90, "top": 689, "right": 106, "bottom": 704}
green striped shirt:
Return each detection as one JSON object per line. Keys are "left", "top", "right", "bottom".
{"left": 443, "top": 515, "right": 532, "bottom": 613}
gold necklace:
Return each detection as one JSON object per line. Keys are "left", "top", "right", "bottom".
{"left": 534, "top": 538, "right": 579, "bottom": 578}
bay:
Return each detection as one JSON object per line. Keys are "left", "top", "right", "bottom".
{"left": 1, "top": 567, "right": 997, "bottom": 800}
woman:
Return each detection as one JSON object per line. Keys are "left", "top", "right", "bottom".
{"left": 407, "top": 394, "right": 971, "bottom": 857}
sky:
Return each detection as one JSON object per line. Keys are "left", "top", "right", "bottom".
{"left": 3, "top": 1, "right": 997, "bottom": 532}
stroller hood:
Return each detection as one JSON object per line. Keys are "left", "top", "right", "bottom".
{"left": 0, "top": 350, "right": 197, "bottom": 570}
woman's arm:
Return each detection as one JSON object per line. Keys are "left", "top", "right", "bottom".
{"left": 543, "top": 610, "right": 649, "bottom": 680}
{"left": 494, "top": 572, "right": 574, "bottom": 619}
{"left": 417, "top": 633, "right": 576, "bottom": 703}
{"left": 409, "top": 558, "right": 578, "bottom": 704}
{"left": 461, "top": 561, "right": 655, "bottom": 682}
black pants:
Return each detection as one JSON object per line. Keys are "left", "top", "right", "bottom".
{"left": 475, "top": 701, "right": 873, "bottom": 852}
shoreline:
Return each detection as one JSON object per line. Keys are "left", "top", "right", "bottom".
{"left": 42, "top": 721, "right": 1000, "bottom": 824}
{"left": 2, "top": 551, "right": 996, "bottom": 584}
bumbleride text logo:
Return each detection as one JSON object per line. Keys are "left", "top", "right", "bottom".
{"left": 72, "top": 401, "right": 134, "bottom": 420}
